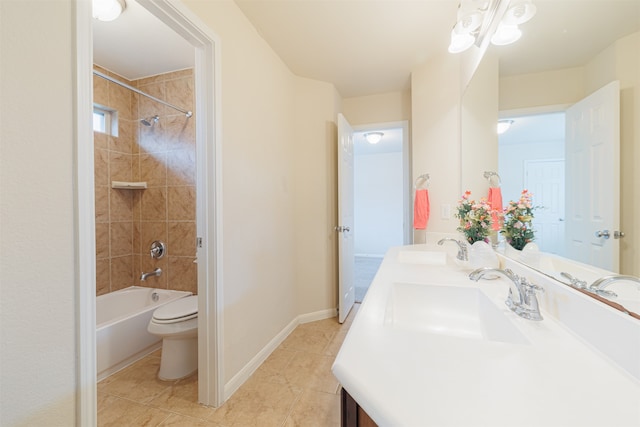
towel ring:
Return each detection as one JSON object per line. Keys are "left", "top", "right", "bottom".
{"left": 414, "top": 173, "right": 430, "bottom": 189}
{"left": 483, "top": 171, "right": 501, "bottom": 187}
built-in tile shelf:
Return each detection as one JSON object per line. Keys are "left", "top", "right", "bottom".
{"left": 111, "top": 181, "right": 148, "bottom": 190}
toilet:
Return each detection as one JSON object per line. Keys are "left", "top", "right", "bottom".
{"left": 147, "top": 295, "right": 198, "bottom": 380}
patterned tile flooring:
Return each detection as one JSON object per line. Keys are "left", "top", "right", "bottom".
{"left": 98, "top": 304, "right": 360, "bottom": 426}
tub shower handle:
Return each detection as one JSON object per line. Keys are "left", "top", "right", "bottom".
{"left": 150, "top": 240, "right": 166, "bottom": 259}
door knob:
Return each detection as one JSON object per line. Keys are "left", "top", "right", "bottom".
{"left": 335, "top": 226, "right": 351, "bottom": 233}
{"left": 594, "top": 230, "right": 610, "bottom": 239}
{"left": 614, "top": 231, "right": 625, "bottom": 239}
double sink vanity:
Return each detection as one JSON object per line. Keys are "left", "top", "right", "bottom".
{"left": 332, "top": 233, "right": 640, "bottom": 426}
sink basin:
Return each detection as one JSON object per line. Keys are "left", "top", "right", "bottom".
{"left": 384, "top": 282, "right": 529, "bottom": 345}
{"left": 397, "top": 251, "right": 447, "bottom": 265}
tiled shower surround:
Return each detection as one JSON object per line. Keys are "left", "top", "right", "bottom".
{"left": 94, "top": 66, "right": 197, "bottom": 296}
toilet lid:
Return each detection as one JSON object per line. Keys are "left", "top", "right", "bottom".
{"left": 153, "top": 295, "right": 198, "bottom": 322}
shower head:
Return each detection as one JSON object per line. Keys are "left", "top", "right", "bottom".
{"left": 140, "top": 115, "right": 159, "bottom": 127}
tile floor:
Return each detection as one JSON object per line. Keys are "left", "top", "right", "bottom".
{"left": 98, "top": 304, "right": 360, "bottom": 426}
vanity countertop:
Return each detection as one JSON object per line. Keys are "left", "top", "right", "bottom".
{"left": 332, "top": 244, "right": 640, "bottom": 427}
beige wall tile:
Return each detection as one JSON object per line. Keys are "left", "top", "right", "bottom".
{"left": 167, "top": 257, "right": 196, "bottom": 294}
{"left": 96, "top": 259, "right": 111, "bottom": 296}
{"left": 168, "top": 222, "right": 196, "bottom": 256}
{"left": 165, "top": 116, "right": 195, "bottom": 151}
{"left": 95, "top": 222, "right": 110, "bottom": 259}
{"left": 167, "top": 149, "right": 195, "bottom": 186}
{"left": 93, "top": 75, "right": 109, "bottom": 106}
{"left": 111, "top": 255, "right": 134, "bottom": 290}
{"left": 168, "top": 186, "right": 195, "bottom": 221}
{"left": 113, "top": 120, "right": 134, "bottom": 154}
{"left": 110, "top": 222, "right": 133, "bottom": 257}
{"left": 166, "top": 78, "right": 194, "bottom": 112}
{"left": 140, "top": 153, "right": 167, "bottom": 187}
{"left": 137, "top": 83, "right": 167, "bottom": 119}
{"left": 138, "top": 125, "right": 166, "bottom": 154}
{"left": 109, "top": 83, "right": 133, "bottom": 120}
{"left": 94, "top": 131, "right": 108, "bottom": 150}
{"left": 110, "top": 188, "right": 133, "bottom": 221}
{"left": 109, "top": 152, "right": 132, "bottom": 182}
{"left": 140, "top": 221, "right": 168, "bottom": 253}
{"left": 94, "top": 148, "right": 109, "bottom": 186}
{"left": 95, "top": 186, "right": 110, "bottom": 223}
{"left": 141, "top": 188, "right": 167, "bottom": 221}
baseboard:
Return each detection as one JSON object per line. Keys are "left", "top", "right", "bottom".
{"left": 223, "top": 307, "right": 337, "bottom": 400}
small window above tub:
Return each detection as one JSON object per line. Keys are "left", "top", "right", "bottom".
{"left": 93, "top": 104, "right": 118, "bottom": 136}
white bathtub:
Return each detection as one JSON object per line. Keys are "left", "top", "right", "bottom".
{"left": 96, "top": 286, "right": 192, "bottom": 381}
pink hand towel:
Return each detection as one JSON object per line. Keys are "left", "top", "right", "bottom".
{"left": 413, "top": 189, "right": 430, "bottom": 230}
{"left": 488, "top": 187, "right": 503, "bottom": 231}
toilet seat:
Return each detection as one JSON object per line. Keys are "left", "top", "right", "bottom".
{"left": 152, "top": 295, "right": 198, "bottom": 324}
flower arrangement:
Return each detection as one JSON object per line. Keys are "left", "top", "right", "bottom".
{"left": 501, "top": 189, "right": 536, "bottom": 250}
{"left": 455, "top": 190, "right": 493, "bottom": 244}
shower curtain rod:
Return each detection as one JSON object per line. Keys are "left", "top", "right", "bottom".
{"left": 93, "top": 70, "right": 193, "bottom": 118}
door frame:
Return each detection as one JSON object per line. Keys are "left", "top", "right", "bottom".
{"left": 75, "top": 1, "right": 224, "bottom": 423}
{"left": 353, "top": 120, "right": 411, "bottom": 245}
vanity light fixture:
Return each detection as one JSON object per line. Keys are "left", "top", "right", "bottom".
{"left": 93, "top": 0, "right": 126, "bottom": 22}
{"left": 497, "top": 119, "right": 514, "bottom": 134}
{"left": 448, "top": 0, "right": 536, "bottom": 54}
{"left": 364, "top": 132, "right": 384, "bottom": 144}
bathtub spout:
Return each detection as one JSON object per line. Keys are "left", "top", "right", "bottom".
{"left": 140, "top": 268, "right": 162, "bottom": 281}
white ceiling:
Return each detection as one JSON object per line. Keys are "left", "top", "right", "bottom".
{"left": 92, "top": 0, "right": 640, "bottom": 97}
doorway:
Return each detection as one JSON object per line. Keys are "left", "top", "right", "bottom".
{"left": 498, "top": 112, "right": 566, "bottom": 255}
{"left": 352, "top": 122, "right": 410, "bottom": 302}
{"left": 77, "top": 1, "right": 223, "bottom": 422}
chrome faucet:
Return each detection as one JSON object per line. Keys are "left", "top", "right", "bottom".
{"left": 470, "top": 267, "right": 544, "bottom": 321}
{"left": 437, "top": 238, "right": 468, "bottom": 261}
{"left": 589, "top": 275, "right": 640, "bottom": 298}
{"left": 140, "top": 268, "right": 162, "bottom": 281}
{"left": 560, "top": 272, "right": 588, "bottom": 290}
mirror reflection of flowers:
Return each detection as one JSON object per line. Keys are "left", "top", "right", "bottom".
{"left": 455, "top": 190, "right": 493, "bottom": 244}
{"left": 501, "top": 189, "right": 536, "bottom": 250}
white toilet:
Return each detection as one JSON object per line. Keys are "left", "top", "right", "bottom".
{"left": 147, "top": 295, "right": 198, "bottom": 380}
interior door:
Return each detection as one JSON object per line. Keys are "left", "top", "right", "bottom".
{"left": 565, "top": 80, "right": 620, "bottom": 271}
{"left": 337, "top": 113, "right": 355, "bottom": 323}
{"left": 525, "top": 159, "right": 565, "bottom": 255}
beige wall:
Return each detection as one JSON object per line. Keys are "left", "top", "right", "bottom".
{"left": 342, "top": 90, "right": 411, "bottom": 126}
{"left": 411, "top": 54, "right": 462, "bottom": 241}
{"left": 93, "top": 67, "right": 198, "bottom": 296}
{"left": 498, "top": 31, "right": 639, "bottom": 275}
{"left": 461, "top": 52, "right": 499, "bottom": 199}
{"left": 499, "top": 66, "right": 585, "bottom": 111}
{"left": 0, "top": 1, "right": 77, "bottom": 425}
{"left": 182, "top": 0, "right": 340, "bottom": 384}
{"left": 294, "top": 77, "right": 342, "bottom": 315}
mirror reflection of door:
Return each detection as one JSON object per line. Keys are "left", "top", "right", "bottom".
{"left": 499, "top": 112, "right": 566, "bottom": 255}
{"left": 499, "top": 81, "right": 620, "bottom": 271}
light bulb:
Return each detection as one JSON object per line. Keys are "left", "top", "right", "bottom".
{"left": 491, "top": 23, "right": 522, "bottom": 46}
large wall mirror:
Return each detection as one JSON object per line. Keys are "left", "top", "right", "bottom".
{"left": 461, "top": 1, "right": 640, "bottom": 305}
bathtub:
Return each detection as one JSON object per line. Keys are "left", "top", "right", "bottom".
{"left": 96, "top": 286, "right": 192, "bottom": 381}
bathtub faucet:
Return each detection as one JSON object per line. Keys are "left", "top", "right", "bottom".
{"left": 140, "top": 268, "right": 162, "bottom": 281}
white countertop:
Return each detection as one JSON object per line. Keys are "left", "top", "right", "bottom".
{"left": 332, "top": 244, "right": 640, "bottom": 427}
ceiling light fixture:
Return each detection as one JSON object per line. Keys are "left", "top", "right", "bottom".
{"left": 497, "top": 119, "right": 514, "bottom": 134}
{"left": 93, "top": 0, "right": 126, "bottom": 22}
{"left": 448, "top": 0, "right": 536, "bottom": 54}
{"left": 364, "top": 132, "right": 384, "bottom": 144}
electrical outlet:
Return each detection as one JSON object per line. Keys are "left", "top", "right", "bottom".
{"left": 441, "top": 204, "right": 451, "bottom": 219}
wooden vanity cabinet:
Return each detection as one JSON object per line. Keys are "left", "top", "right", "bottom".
{"left": 341, "top": 388, "right": 378, "bottom": 427}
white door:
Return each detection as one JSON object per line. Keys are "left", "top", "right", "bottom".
{"left": 565, "top": 81, "right": 620, "bottom": 271}
{"left": 525, "top": 159, "right": 565, "bottom": 255}
{"left": 337, "top": 114, "right": 355, "bottom": 323}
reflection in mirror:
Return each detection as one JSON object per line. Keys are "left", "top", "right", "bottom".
{"left": 460, "top": 1, "right": 640, "bottom": 316}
